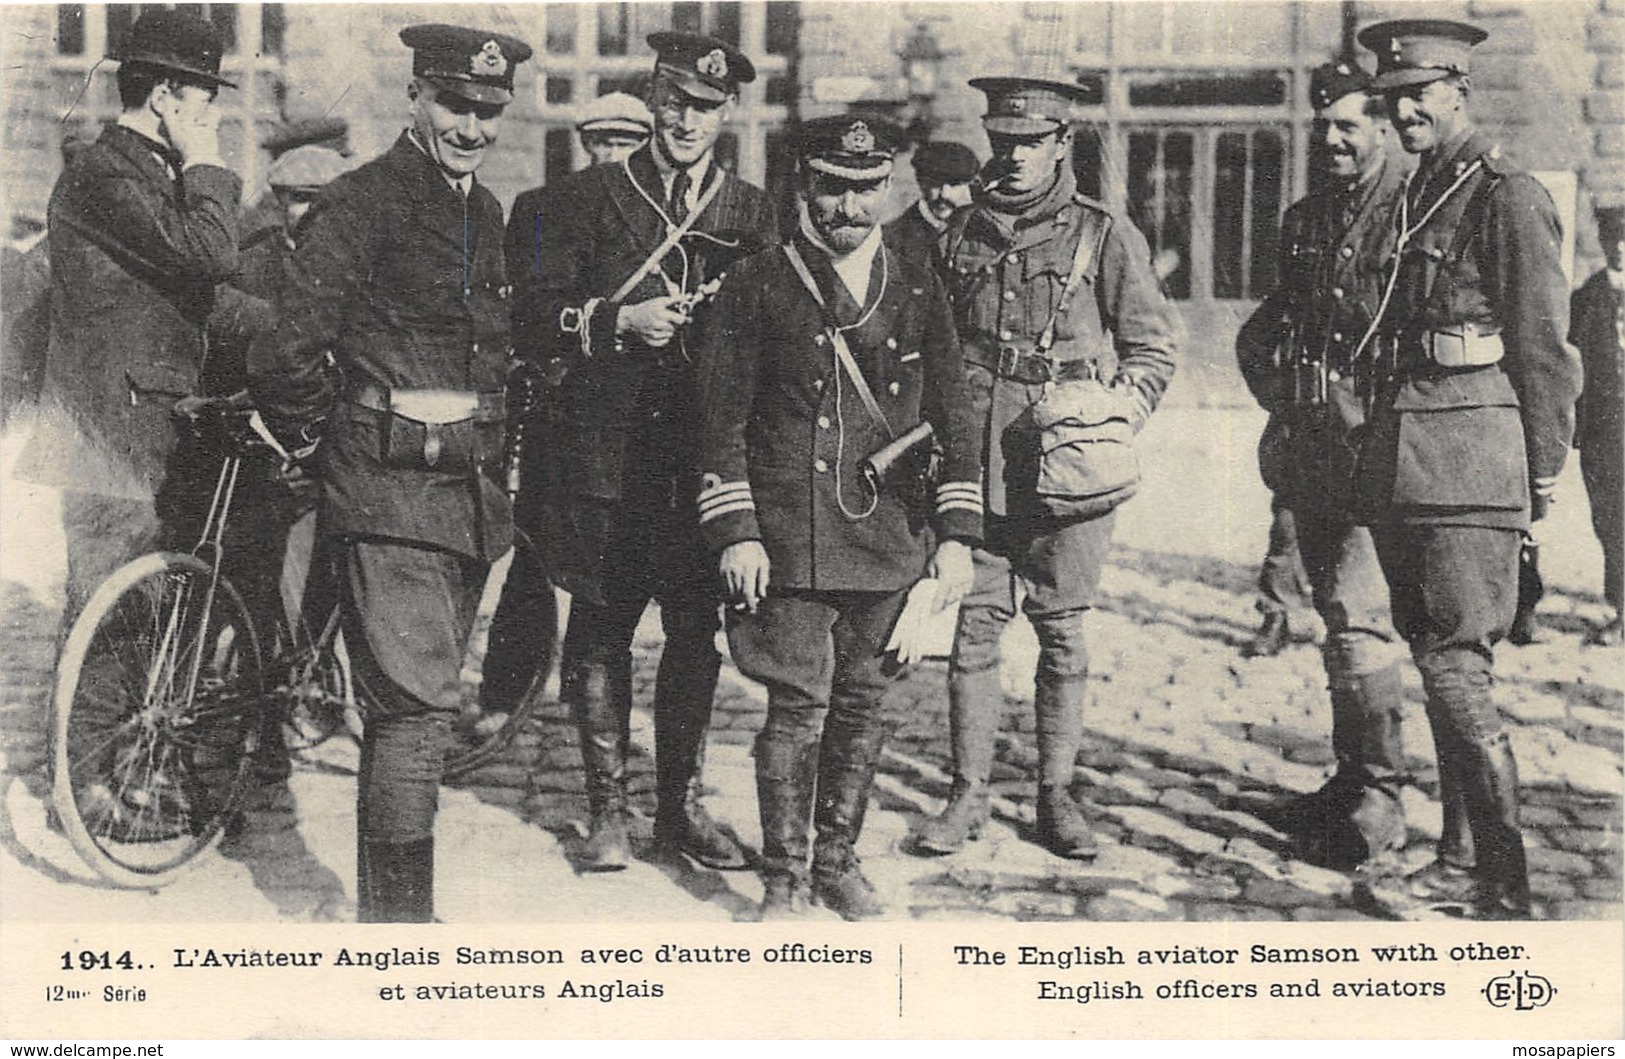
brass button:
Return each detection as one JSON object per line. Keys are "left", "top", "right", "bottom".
{"left": 999, "top": 329, "right": 1014, "bottom": 341}
{"left": 813, "top": 378, "right": 824, "bottom": 391}
{"left": 888, "top": 381, "right": 900, "bottom": 395}
{"left": 886, "top": 337, "right": 898, "bottom": 349}
{"left": 817, "top": 415, "right": 830, "bottom": 429}
{"left": 1331, "top": 286, "right": 1344, "bottom": 299}
{"left": 1340, "top": 246, "right": 1354, "bottom": 259}
{"left": 1003, "top": 290, "right": 1017, "bottom": 302}
{"left": 1332, "top": 332, "right": 1344, "bottom": 343}
{"left": 814, "top": 458, "right": 828, "bottom": 473}
{"left": 815, "top": 334, "right": 827, "bottom": 346}
{"left": 1328, "top": 369, "right": 1342, "bottom": 382}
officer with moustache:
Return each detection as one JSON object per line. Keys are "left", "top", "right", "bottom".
{"left": 250, "top": 23, "right": 532, "bottom": 921}
{"left": 885, "top": 140, "right": 980, "bottom": 267}
{"left": 1353, "top": 20, "right": 1582, "bottom": 920}
{"left": 912, "top": 74, "right": 1178, "bottom": 860}
{"left": 696, "top": 115, "right": 983, "bottom": 918}
{"left": 507, "top": 33, "right": 776, "bottom": 873}
{"left": 1235, "top": 61, "right": 1409, "bottom": 868}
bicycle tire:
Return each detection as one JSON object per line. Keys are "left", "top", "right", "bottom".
{"left": 50, "top": 552, "right": 265, "bottom": 888}
{"left": 441, "top": 543, "right": 556, "bottom": 782}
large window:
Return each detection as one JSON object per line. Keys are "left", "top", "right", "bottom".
{"left": 531, "top": 2, "right": 796, "bottom": 184}
{"left": 51, "top": 3, "right": 287, "bottom": 197}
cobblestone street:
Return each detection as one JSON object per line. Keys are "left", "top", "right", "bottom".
{"left": 3, "top": 407, "right": 1620, "bottom": 924}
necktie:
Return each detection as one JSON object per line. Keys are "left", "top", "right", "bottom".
{"left": 669, "top": 169, "right": 691, "bottom": 224}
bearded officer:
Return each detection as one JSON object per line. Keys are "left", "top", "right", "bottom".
{"left": 911, "top": 74, "right": 1179, "bottom": 860}
{"left": 250, "top": 23, "right": 532, "bottom": 922}
{"left": 1235, "top": 61, "right": 1409, "bottom": 869}
{"left": 1353, "top": 19, "right": 1582, "bottom": 920}
{"left": 506, "top": 32, "right": 776, "bottom": 872}
{"left": 696, "top": 115, "right": 982, "bottom": 918}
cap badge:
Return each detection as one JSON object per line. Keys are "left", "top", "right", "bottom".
{"left": 475, "top": 40, "right": 507, "bottom": 77}
{"left": 1388, "top": 36, "right": 1403, "bottom": 59}
{"left": 841, "top": 121, "right": 874, "bottom": 154}
{"left": 697, "top": 48, "right": 729, "bottom": 79}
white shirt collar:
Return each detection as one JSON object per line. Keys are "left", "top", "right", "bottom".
{"left": 652, "top": 146, "right": 712, "bottom": 214}
{"left": 800, "top": 215, "right": 884, "bottom": 306}
{"left": 407, "top": 130, "right": 474, "bottom": 197}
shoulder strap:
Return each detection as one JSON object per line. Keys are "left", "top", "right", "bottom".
{"left": 783, "top": 243, "right": 893, "bottom": 438}
{"left": 608, "top": 165, "right": 727, "bottom": 303}
{"left": 1037, "top": 207, "right": 1112, "bottom": 357}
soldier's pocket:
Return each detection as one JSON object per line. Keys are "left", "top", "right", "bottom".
{"left": 1391, "top": 371, "right": 1526, "bottom": 511}
{"left": 378, "top": 413, "right": 501, "bottom": 475}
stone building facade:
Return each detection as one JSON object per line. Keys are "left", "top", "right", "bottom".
{"left": 1, "top": 1, "right": 1617, "bottom": 393}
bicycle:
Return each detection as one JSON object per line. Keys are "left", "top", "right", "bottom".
{"left": 49, "top": 405, "right": 553, "bottom": 886}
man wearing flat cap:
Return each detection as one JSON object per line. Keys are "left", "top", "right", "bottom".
{"left": 911, "top": 73, "right": 1178, "bottom": 861}
{"left": 576, "top": 92, "right": 653, "bottom": 169}
{"left": 250, "top": 22, "right": 532, "bottom": 922}
{"left": 886, "top": 140, "right": 980, "bottom": 267}
{"left": 1352, "top": 19, "right": 1582, "bottom": 920}
{"left": 695, "top": 114, "right": 983, "bottom": 918}
{"left": 501, "top": 32, "right": 775, "bottom": 875}
{"left": 25, "top": 8, "right": 246, "bottom": 622}
{"left": 1235, "top": 60, "right": 1408, "bottom": 870}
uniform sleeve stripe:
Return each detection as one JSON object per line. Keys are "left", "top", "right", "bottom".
{"left": 698, "top": 480, "right": 752, "bottom": 506}
{"left": 937, "top": 499, "right": 984, "bottom": 515}
{"left": 698, "top": 499, "right": 756, "bottom": 524}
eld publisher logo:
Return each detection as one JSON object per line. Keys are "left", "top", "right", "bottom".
{"left": 1483, "top": 970, "right": 1556, "bottom": 1010}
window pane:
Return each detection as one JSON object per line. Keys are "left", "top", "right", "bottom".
{"left": 106, "top": 5, "right": 138, "bottom": 57}
{"left": 207, "top": 6, "right": 237, "bottom": 54}
{"left": 1248, "top": 130, "right": 1284, "bottom": 297}
{"left": 546, "top": 5, "right": 576, "bottom": 54}
{"left": 597, "top": 3, "right": 629, "bottom": 56}
{"left": 1129, "top": 72, "right": 1286, "bottom": 108}
{"left": 597, "top": 73, "right": 647, "bottom": 98}
{"left": 1212, "top": 132, "right": 1248, "bottom": 300}
{"left": 1071, "top": 126, "right": 1103, "bottom": 200}
{"left": 766, "top": 127, "right": 798, "bottom": 233}
{"left": 709, "top": 2, "right": 741, "bottom": 47}
{"left": 261, "top": 4, "right": 285, "bottom": 58}
{"left": 57, "top": 5, "right": 85, "bottom": 55}
{"left": 1127, "top": 129, "right": 1192, "bottom": 299}
{"left": 673, "top": 2, "right": 703, "bottom": 36}
{"left": 546, "top": 77, "right": 573, "bottom": 105}
{"left": 765, "top": 73, "right": 792, "bottom": 107}
{"left": 766, "top": 1, "right": 799, "bottom": 56}
{"left": 546, "top": 127, "right": 575, "bottom": 179}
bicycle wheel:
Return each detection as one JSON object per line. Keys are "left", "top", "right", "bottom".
{"left": 442, "top": 542, "right": 556, "bottom": 781}
{"left": 51, "top": 552, "right": 264, "bottom": 888}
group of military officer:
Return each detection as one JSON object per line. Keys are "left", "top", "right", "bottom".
{"left": 1237, "top": 21, "right": 1585, "bottom": 921}
{"left": 30, "top": 7, "right": 1597, "bottom": 925}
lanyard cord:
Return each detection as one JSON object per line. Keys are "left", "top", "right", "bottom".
{"left": 1350, "top": 158, "right": 1485, "bottom": 367}
{"left": 623, "top": 159, "right": 693, "bottom": 295}
{"left": 828, "top": 244, "right": 890, "bottom": 520}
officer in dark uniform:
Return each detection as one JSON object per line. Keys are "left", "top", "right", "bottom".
{"left": 911, "top": 74, "right": 1179, "bottom": 860}
{"left": 250, "top": 23, "right": 532, "bottom": 922}
{"left": 1571, "top": 205, "right": 1624, "bottom": 647}
{"left": 884, "top": 140, "right": 980, "bottom": 267}
{"left": 696, "top": 115, "right": 983, "bottom": 918}
{"left": 1353, "top": 19, "right": 1582, "bottom": 919}
{"left": 1235, "top": 61, "right": 1409, "bottom": 868}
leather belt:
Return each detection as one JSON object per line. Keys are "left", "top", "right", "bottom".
{"left": 348, "top": 383, "right": 505, "bottom": 423}
{"left": 968, "top": 346, "right": 1101, "bottom": 385}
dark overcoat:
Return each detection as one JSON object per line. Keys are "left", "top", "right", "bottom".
{"left": 883, "top": 200, "right": 945, "bottom": 269}
{"left": 1571, "top": 268, "right": 1623, "bottom": 466}
{"left": 249, "top": 132, "right": 513, "bottom": 561}
{"left": 1236, "top": 159, "right": 1403, "bottom": 509}
{"left": 506, "top": 146, "right": 777, "bottom": 603}
{"left": 25, "top": 123, "right": 242, "bottom": 498}
{"left": 1354, "top": 131, "right": 1582, "bottom": 529}
{"left": 695, "top": 231, "right": 983, "bottom": 591}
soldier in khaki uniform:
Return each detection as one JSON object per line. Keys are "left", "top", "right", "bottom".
{"left": 1354, "top": 20, "right": 1582, "bottom": 920}
{"left": 1235, "top": 61, "right": 1409, "bottom": 868}
{"left": 912, "top": 76, "right": 1179, "bottom": 860}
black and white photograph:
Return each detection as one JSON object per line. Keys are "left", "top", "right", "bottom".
{"left": 0, "top": 0, "right": 1620, "bottom": 1041}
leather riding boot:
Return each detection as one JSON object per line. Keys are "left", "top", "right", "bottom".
{"left": 811, "top": 713, "right": 889, "bottom": 920}
{"left": 567, "top": 660, "right": 631, "bottom": 872}
{"left": 1454, "top": 731, "right": 1532, "bottom": 920}
{"left": 913, "top": 664, "right": 999, "bottom": 856}
{"left": 753, "top": 722, "right": 819, "bottom": 918}
{"left": 358, "top": 837, "right": 434, "bottom": 923}
{"left": 1434, "top": 724, "right": 1477, "bottom": 870}
{"left": 652, "top": 629, "right": 748, "bottom": 870}
{"left": 1033, "top": 664, "right": 1096, "bottom": 861}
